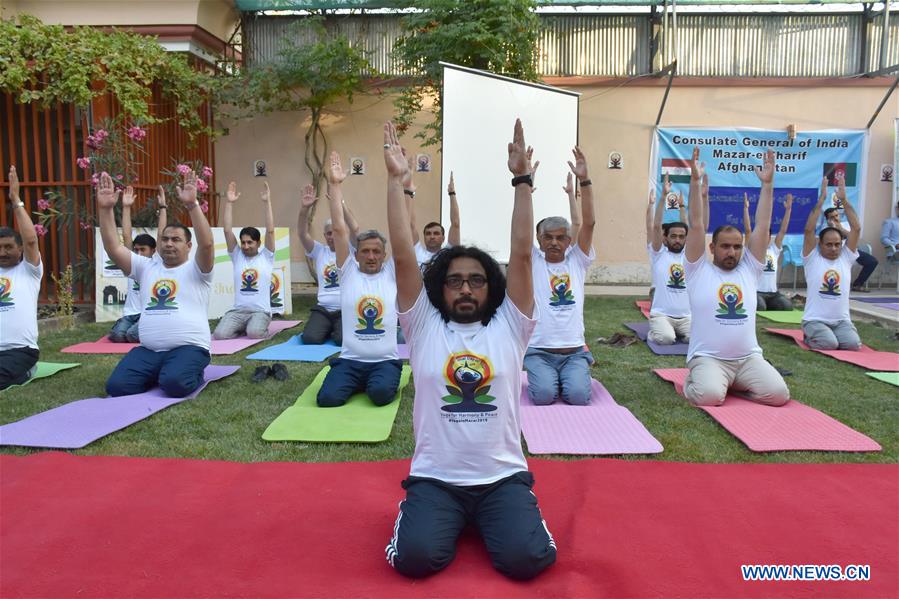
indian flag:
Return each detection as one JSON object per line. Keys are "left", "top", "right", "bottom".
{"left": 660, "top": 158, "right": 691, "bottom": 183}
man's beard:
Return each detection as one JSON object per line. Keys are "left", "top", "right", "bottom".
{"left": 667, "top": 243, "right": 684, "bottom": 253}
{"left": 449, "top": 298, "right": 484, "bottom": 323}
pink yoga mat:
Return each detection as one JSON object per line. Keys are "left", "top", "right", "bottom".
{"left": 520, "top": 374, "right": 663, "bottom": 455}
{"left": 634, "top": 299, "right": 651, "bottom": 319}
{"left": 766, "top": 328, "right": 899, "bottom": 372}
{"left": 62, "top": 320, "right": 302, "bottom": 356}
{"left": 653, "top": 368, "right": 881, "bottom": 452}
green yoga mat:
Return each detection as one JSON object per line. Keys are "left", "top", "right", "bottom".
{"left": 866, "top": 372, "right": 899, "bottom": 387}
{"left": 757, "top": 310, "right": 804, "bottom": 324}
{"left": 263, "top": 365, "right": 412, "bottom": 442}
{"left": 1, "top": 362, "right": 80, "bottom": 391}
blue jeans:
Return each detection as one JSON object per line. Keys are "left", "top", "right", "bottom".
{"left": 523, "top": 347, "right": 593, "bottom": 405}
{"left": 109, "top": 313, "right": 141, "bottom": 343}
{"left": 317, "top": 357, "right": 403, "bottom": 407}
{"left": 106, "top": 345, "right": 211, "bottom": 397}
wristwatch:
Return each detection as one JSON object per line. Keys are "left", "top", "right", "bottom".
{"left": 403, "top": 189, "right": 415, "bottom": 198}
{"left": 13, "top": 200, "right": 24, "bottom": 209}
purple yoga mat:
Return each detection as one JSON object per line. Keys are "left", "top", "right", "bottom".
{"left": 397, "top": 344, "right": 410, "bottom": 360}
{"left": 877, "top": 303, "right": 899, "bottom": 311}
{"left": 855, "top": 297, "right": 899, "bottom": 304}
{"left": 0, "top": 365, "right": 240, "bottom": 449}
{"left": 623, "top": 322, "right": 689, "bottom": 356}
{"left": 519, "top": 374, "right": 663, "bottom": 455}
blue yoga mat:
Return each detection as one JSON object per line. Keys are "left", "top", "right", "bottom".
{"left": 246, "top": 336, "right": 340, "bottom": 362}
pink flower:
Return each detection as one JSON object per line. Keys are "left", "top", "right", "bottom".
{"left": 95, "top": 129, "right": 108, "bottom": 141}
{"left": 201, "top": 166, "right": 213, "bottom": 179}
{"left": 37, "top": 199, "right": 50, "bottom": 211}
{"left": 126, "top": 126, "right": 147, "bottom": 141}
{"left": 91, "top": 173, "right": 100, "bottom": 187}
{"left": 79, "top": 220, "right": 92, "bottom": 230}
{"left": 196, "top": 178, "right": 208, "bottom": 193}
{"left": 116, "top": 174, "right": 123, "bottom": 180}
{"left": 86, "top": 135, "right": 99, "bottom": 150}
{"left": 176, "top": 164, "right": 191, "bottom": 176}
{"left": 77, "top": 156, "right": 91, "bottom": 169}
{"left": 86, "top": 129, "right": 109, "bottom": 149}
{"left": 200, "top": 201, "right": 209, "bottom": 213}
{"left": 34, "top": 224, "right": 47, "bottom": 237}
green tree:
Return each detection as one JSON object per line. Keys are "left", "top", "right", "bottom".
{"left": 392, "top": 0, "right": 541, "bottom": 147}
{"left": 217, "top": 17, "right": 373, "bottom": 199}
{"left": 0, "top": 15, "right": 218, "bottom": 141}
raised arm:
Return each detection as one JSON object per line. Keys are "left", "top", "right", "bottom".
{"left": 836, "top": 173, "right": 861, "bottom": 252}
{"left": 121, "top": 185, "right": 134, "bottom": 250}
{"left": 7, "top": 167, "right": 40, "bottom": 267}
{"left": 297, "top": 184, "right": 317, "bottom": 254}
{"left": 223, "top": 181, "right": 239, "bottom": 253}
{"left": 178, "top": 170, "right": 214, "bottom": 274}
{"left": 447, "top": 171, "right": 461, "bottom": 247}
{"left": 384, "top": 122, "right": 421, "bottom": 311}
{"left": 341, "top": 197, "right": 360, "bottom": 247}
{"left": 648, "top": 189, "right": 665, "bottom": 251}
{"left": 774, "top": 193, "right": 792, "bottom": 249}
{"left": 568, "top": 146, "right": 595, "bottom": 255}
{"left": 96, "top": 172, "right": 132, "bottom": 275}
{"left": 677, "top": 191, "right": 687, "bottom": 225}
{"left": 685, "top": 147, "right": 706, "bottom": 262}
{"left": 564, "top": 173, "right": 581, "bottom": 243}
{"left": 261, "top": 182, "right": 275, "bottom": 253}
{"left": 506, "top": 119, "right": 535, "bottom": 317}
{"left": 749, "top": 149, "right": 775, "bottom": 263}
{"left": 325, "top": 151, "right": 350, "bottom": 268}
{"left": 403, "top": 152, "right": 419, "bottom": 244}
{"left": 803, "top": 177, "right": 828, "bottom": 256}
{"left": 743, "top": 193, "right": 752, "bottom": 237}
{"left": 156, "top": 186, "right": 168, "bottom": 233}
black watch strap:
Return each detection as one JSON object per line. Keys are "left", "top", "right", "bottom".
{"left": 403, "top": 189, "right": 415, "bottom": 198}
{"left": 511, "top": 174, "right": 533, "bottom": 187}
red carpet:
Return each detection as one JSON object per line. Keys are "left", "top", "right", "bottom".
{"left": 1, "top": 453, "right": 896, "bottom": 599}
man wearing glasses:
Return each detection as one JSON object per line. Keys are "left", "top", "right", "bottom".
{"left": 523, "top": 148, "right": 596, "bottom": 406}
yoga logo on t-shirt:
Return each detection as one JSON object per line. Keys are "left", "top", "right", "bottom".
{"left": 666, "top": 263, "right": 686, "bottom": 289}
{"left": 819, "top": 269, "right": 841, "bottom": 296}
{"left": 0, "top": 277, "right": 14, "bottom": 308}
{"left": 441, "top": 352, "right": 497, "bottom": 413}
{"left": 131, "top": 279, "right": 140, "bottom": 292}
{"left": 548, "top": 273, "right": 575, "bottom": 306}
{"left": 270, "top": 272, "right": 283, "bottom": 308}
{"left": 764, "top": 254, "right": 776, "bottom": 272}
{"left": 240, "top": 268, "right": 260, "bottom": 293}
{"left": 322, "top": 263, "right": 339, "bottom": 288}
{"left": 715, "top": 283, "right": 747, "bottom": 320}
{"left": 355, "top": 295, "right": 385, "bottom": 335}
{"left": 146, "top": 279, "right": 178, "bottom": 311}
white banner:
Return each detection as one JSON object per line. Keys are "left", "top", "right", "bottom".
{"left": 94, "top": 227, "right": 292, "bottom": 323}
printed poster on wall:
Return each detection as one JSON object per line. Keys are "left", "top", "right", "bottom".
{"left": 650, "top": 128, "right": 868, "bottom": 236}
{"left": 95, "top": 227, "right": 292, "bottom": 323}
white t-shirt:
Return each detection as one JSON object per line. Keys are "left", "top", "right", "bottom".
{"left": 0, "top": 258, "right": 43, "bottom": 351}
{"left": 758, "top": 242, "right": 782, "bottom": 294}
{"left": 685, "top": 252, "right": 764, "bottom": 361}
{"left": 131, "top": 255, "right": 213, "bottom": 352}
{"left": 414, "top": 241, "right": 448, "bottom": 268}
{"left": 529, "top": 244, "right": 594, "bottom": 348}
{"left": 230, "top": 247, "right": 274, "bottom": 313}
{"left": 399, "top": 288, "right": 535, "bottom": 486}
{"left": 802, "top": 245, "right": 858, "bottom": 323}
{"left": 307, "top": 241, "right": 341, "bottom": 311}
{"left": 648, "top": 245, "right": 690, "bottom": 318}
{"left": 123, "top": 274, "right": 143, "bottom": 317}
{"left": 338, "top": 257, "right": 398, "bottom": 362}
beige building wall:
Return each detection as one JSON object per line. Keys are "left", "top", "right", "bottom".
{"left": 1, "top": 0, "right": 239, "bottom": 42}
{"left": 216, "top": 80, "right": 898, "bottom": 284}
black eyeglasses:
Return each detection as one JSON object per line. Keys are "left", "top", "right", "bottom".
{"left": 444, "top": 274, "right": 488, "bottom": 289}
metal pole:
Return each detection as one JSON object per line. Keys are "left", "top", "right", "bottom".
{"left": 663, "top": 0, "right": 668, "bottom": 66}
{"left": 866, "top": 72, "right": 899, "bottom": 129}
{"left": 881, "top": 1, "right": 891, "bottom": 71}
{"left": 672, "top": 0, "right": 678, "bottom": 66}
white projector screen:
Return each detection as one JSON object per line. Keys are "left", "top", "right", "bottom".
{"left": 441, "top": 63, "right": 580, "bottom": 262}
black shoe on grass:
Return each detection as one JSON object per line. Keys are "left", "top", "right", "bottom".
{"left": 271, "top": 363, "right": 290, "bottom": 381}
{"left": 252, "top": 366, "right": 271, "bottom": 383}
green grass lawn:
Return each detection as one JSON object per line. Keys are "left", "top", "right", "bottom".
{"left": 1, "top": 295, "right": 897, "bottom": 464}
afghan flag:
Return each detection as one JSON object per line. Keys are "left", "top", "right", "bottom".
{"left": 823, "top": 163, "right": 857, "bottom": 186}
{"left": 660, "top": 158, "right": 691, "bottom": 183}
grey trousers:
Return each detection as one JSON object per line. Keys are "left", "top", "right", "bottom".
{"left": 802, "top": 319, "right": 861, "bottom": 351}
{"left": 212, "top": 308, "right": 271, "bottom": 340}
{"left": 648, "top": 313, "right": 691, "bottom": 345}
{"left": 684, "top": 354, "right": 790, "bottom": 407}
